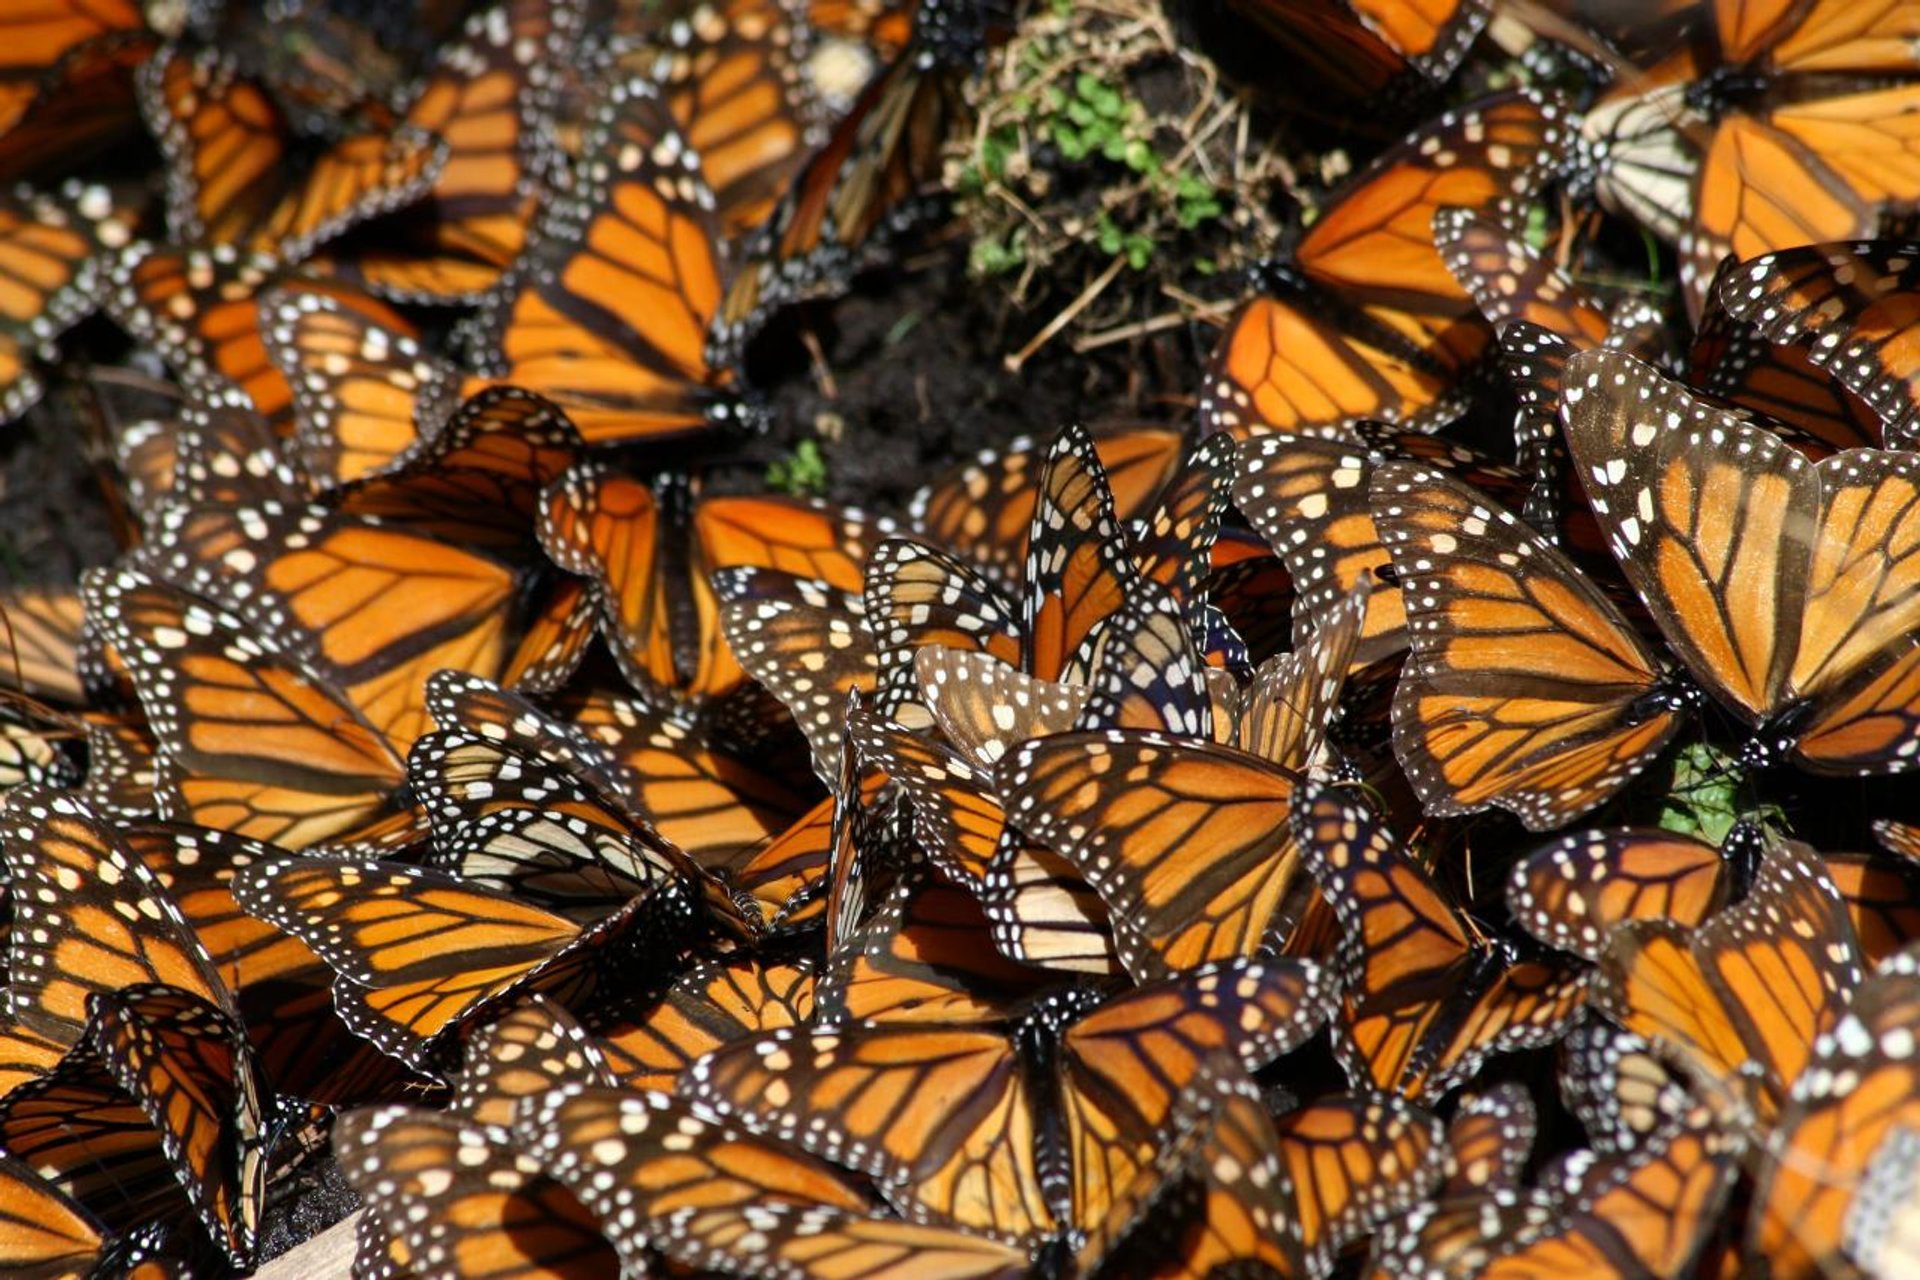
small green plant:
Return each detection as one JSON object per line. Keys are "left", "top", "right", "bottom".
{"left": 950, "top": 0, "right": 1284, "bottom": 355}
{"left": 1655, "top": 741, "right": 1784, "bottom": 846}
{"left": 766, "top": 438, "right": 829, "bottom": 497}
{"left": 970, "top": 62, "right": 1229, "bottom": 274}
{"left": 1523, "top": 203, "right": 1552, "bottom": 252}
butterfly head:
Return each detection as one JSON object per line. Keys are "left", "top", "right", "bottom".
{"left": 1634, "top": 669, "right": 1705, "bottom": 723}
{"left": 1685, "top": 64, "right": 1767, "bottom": 120}
{"left": 1741, "top": 700, "right": 1815, "bottom": 773}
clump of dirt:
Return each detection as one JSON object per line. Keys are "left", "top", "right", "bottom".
{"left": 0, "top": 354, "right": 138, "bottom": 588}
{"left": 738, "top": 236, "right": 1208, "bottom": 515}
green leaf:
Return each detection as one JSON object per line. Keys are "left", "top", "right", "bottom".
{"left": 1656, "top": 742, "right": 1743, "bottom": 845}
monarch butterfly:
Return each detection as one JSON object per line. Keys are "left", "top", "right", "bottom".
{"left": 1223, "top": 0, "right": 1488, "bottom": 100}
{"left": 1201, "top": 89, "right": 1567, "bottom": 438}
{"left": 1710, "top": 240, "right": 1920, "bottom": 451}
{"left": 1071, "top": 573, "right": 1220, "bottom": 737}
{"left": 913, "top": 645, "right": 1088, "bottom": 767}
{"left": 0, "top": 179, "right": 135, "bottom": 422}
{"left": 1575, "top": 48, "right": 1704, "bottom": 247}
{"left": 126, "top": 819, "right": 431, "bottom": 1108}
{"left": 103, "top": 243, "right": 418, "bottom": 439}
{"left": 86, "top": 567, "right": 420, "bottom": 851}
{"left": 1823, "top": 850, "right": 1920, "bottom": 969}
{"left": 872, "top": 604, "right": 1207, "bottom": 930}
{"left": 0, "top": 3, "right": 150, "bottom": 129}
{"left": 1434, "top": 206, "right": 1613, "bottom": 350}
{"left": 97, "top": 402, "right": 306, "bottom": 544}
{"left": 1518, "top": 819, "right": 1920, "bottom": 975}
{"left": 140, "top": 500, "right": 528, "bottom": 751}
{"left": 1291, "top": 782, "right": 1588, "bottom": 1102}
{"left": 847, "top": 707, "right": 1001, "bottom": 892}
{"left": 1234, "top": 424, "right": 1550, "bottom": 670}
{"left": 1377, "top": 1098, "right": 1741, "bottom": 1279}
{"left": 1846, "top": 1124, "right": 1920, "bottom": 1280}
{"left": 5, "top": 785, "right": 419, "bottom": 1107}
{"left": 539, "top": 459, "right": 886, "bottom": 722}
{"left": 1505, "top": 827, "right": 1741, "bottom": 963}
{"left": 1565, "top": 348, "right": 1920, "bottom": 774}
{"left": 514, "top": 1086, "right": 1028, "bottom": 1280}
{"left": 1433, "top": 205, "right": 1669, "bottom": 531}
{"left": 139, "top": 42, "right": 445, "bottom": 263}
{"left": 1075, "top": 1056, "right": 1310, "bottom": 1279}
{"left": 0, "top": 982, "right": 267, "bottom": 1269}
{"left": 2, "top": 786, "right": 231, "bottom": 1046}
{"left": 1596, "top": 835, "right": 1862, "bottom": 1123}
{"left": 1684, "top": 92, "right": 1920, "bottom": 324}
{"left": 0, "top": 707, "right": 76, "bottom": 794}
{"left": 0, "top": 3, "right": 176, "bottom": 182}
{"left": 1577, "top": 0, "right": 1920, "bottom": 320}
{"left": 0, "top": 587, "right": 89, "bottom": 707}
{"left": 339, "top": 989, "right": 619, "bottom": 1269}
{"left": 329, "top": 386, "right": 588, "bottom": 554}
{"left": 717, "top": 792, "right": 839, "bottom": 935}
{"left": 1750, "top": 963, "right": 1920, "bottom": 1279}
{"left": 452, "top": 995, "right": 618, "bottom": 1136}
{"left": 327, "top": 0, "right": 587, "bottom": 304}
{"left": 421, "top": 669, "right": 641, "bottom": 805}
{"left": 0, "top": 1153, "right": 172, "bottom": 1278}
{"left": 151, "top": 403, "right": 306, "bottom": 518}
{"left": 1271, "top": 1089, "right": 1448, "bottom": 1277}
{"left": 231, "top": 857, "right": 705, "bottom": 1069}
{"left": 718, "top": 568, "right": 877, "bottom": 784}
{"left": 862, "top": 687, "right": 1112, "bottom": 972}
{"left": 410, "top": 728, "right": 718, "bottom": 923}
{"left": 1686, "top": 279, "right": 1892, "bottom": 460}
{"left": 1557, "top": 1019, "right": 1689, "bottom": 1157}
{"left": 1879, "top": 818, "right": 1920, "bottom": 861}
{"left": 714, "top": 0, "right": 994, "bottom": 352}
{"left": 867, "top": 425, "right": 1195, "bottom": 729}
{"left": 588, "top": 954, "right": 815, "bottom": 1092}
{"left": 908, "top": 428, "right": 1187, "bottom": 585}
{"left": 335, "top": 1103, "right": 621, "bottom": 1280}
{"left": 76, "top": 710, "right": 160, "bottom": 825}
{"left": 1440, "top": 1084, "right": 1535, "bottom": 1196}
{"left": 471, "top": 72, "right": 758, "bottom": 445}
{"left": 1369, "top": 459, "right": 1696, "bottom": 830}
{"left": 686, "top": 957, "right": 1330, "bottom": 1244}
{"left": 863, "top": 537, "right": 1023, "bottom": 723}
{"left": 409, "top": 711, "right": 762, "bottom": 938}
{"left": 260, "top": 289, "right": 479, "bottom": 487}
{"left": 807, "top": 0, "right": 915, "bottom": 77}
{"left": 552, "top": 682, "right": 817, "bottom": 865}
{"left": 1079, "top": 1056, "right": 1447, "bottom": 1280}
{"left": 625, "top": 0, "right": 827, "bottom": 240}
{"left": 811, "top": 869, "right": 1060, "bottom": 1028}
{"left": 997, "top": 581, "right": 1369, "bottom": 982}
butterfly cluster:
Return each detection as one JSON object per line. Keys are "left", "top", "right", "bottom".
{"left": 0, "top": 0, "right": 1915, "bottom": 1278}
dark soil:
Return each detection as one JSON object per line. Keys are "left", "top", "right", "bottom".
{"left": 0, "top": 334, "right": 147, "bottom": 588}
{"left": 728, "top": 237, "right": 1208, "bottom": 514}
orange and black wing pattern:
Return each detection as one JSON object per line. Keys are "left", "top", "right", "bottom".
{"left": 86, "top": 568, "right": 414, "bottom": 851}
{"left": 1222, "top": 0, "right": 1491, "bottom": 99}
{"left": 1292, "top": 782, "right": 1585, "bottom": 1101}
{"left": 474, "top": 73, "right": 750, "bottom": 445}
{"left": 1597, "top": 836, "right": 1864, "bottom": 1121}
{"left": 335, "top": 0, "right": 588, "bottom": 303}
{"left": 1203, "top": 89, "right": 1567, "bottom": 437}
{"left": 1371, "top": 460, "right": 1693, "bottom": 829}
